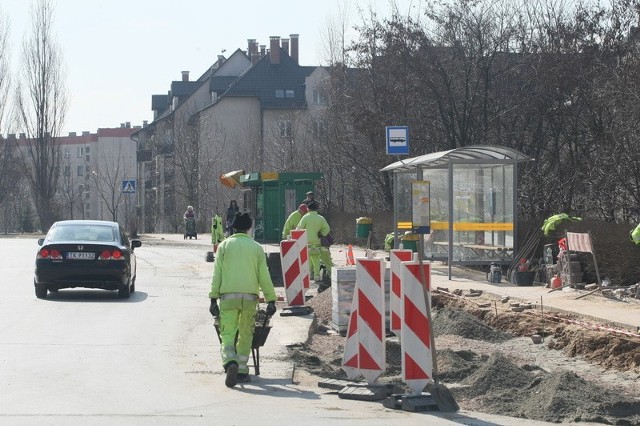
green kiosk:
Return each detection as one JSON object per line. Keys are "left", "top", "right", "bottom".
{"left": 240, "top": 172, "right": 323, "bottom": 243}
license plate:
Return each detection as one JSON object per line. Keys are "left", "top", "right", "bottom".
{"left": 67, "top": 252, "right": 96, "bottom": 260}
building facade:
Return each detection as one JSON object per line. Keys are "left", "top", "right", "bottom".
{"left": 133, "top": 34, "right": 329, "bottom": 233}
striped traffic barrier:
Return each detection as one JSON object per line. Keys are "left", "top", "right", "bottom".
{"left": 355, "top": 258, "right": 386, "bottom": 384}
{"left": 280, "top": 239, "right": 305, "bottom": 307}
{"left": 400, "top": 260, "right": 433, "bottom": 395}
{"left": 289, "top": 229, "right": 310, "bottom": 289}
{"left": 341, "top": 307, "right": 360, "bottom": 380}
{"left": 389, "top": 249, "right": 414, "bottom": 336}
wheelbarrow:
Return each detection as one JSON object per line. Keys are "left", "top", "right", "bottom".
{"left": 213, "top": 309, "right": 273, "bottom": 376}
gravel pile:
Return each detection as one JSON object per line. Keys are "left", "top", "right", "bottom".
{"left": 433, "top": 307, "right": 513, "bottom": 342}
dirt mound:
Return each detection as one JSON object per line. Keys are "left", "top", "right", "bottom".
{"left": 292, "top": 289, "right": 640, "bottom": 424}
{"left": 480, "top": 370, "right": 640, "bottom": 424}
{"left": 433, "top": 307, "right": 512, "bottom": 342}
{"left": 458, "top": 352, "right": 535, "bottom": 398}
{"left": 436, "top": 349, "right": 485, "bottom": 382}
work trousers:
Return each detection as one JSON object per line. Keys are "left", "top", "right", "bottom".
{"left": 219, "top": 294, "right": 258, "bottom": 374}
{"left": 309, "top": 245, "right": 333, "bottom": 280}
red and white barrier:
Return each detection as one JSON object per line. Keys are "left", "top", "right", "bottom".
{"left": 389, "top": 249, "right": 414, "bottom": 336}
{"left": 341, "top": 307, "right": 360, "bottom": 380}
{"left": 289, "top": 229, "right": 310, "bottom": 289}
{"left": 341, "top": 258, "right": 386, "bottom": 384}
{"left": 400, "top": 261, "right": 433, "bottom": 395}
{"left": 280, "top": 240, "right": 305, "bottom": 306}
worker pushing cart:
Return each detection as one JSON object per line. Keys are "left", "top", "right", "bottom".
{"left": 208, "top": 212, "right": 277, "bottom": 388}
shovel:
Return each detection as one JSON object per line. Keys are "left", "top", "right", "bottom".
{"left": 417, "top": 235, "right": 459, "bottom": 412}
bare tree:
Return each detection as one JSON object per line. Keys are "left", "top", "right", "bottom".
{"left": 0, "top": 6, "right": 21, "bottom": 218}
{"left": 0, "top": 5, "right": 10, "bottom": 134}
{"left": 58, "top": 152, "right": 86, "bottom": 219}
{"left": 90, "top": 144, "right": 134, "bottom": 223}
{"left": 15, "top": 0, "right": 67, "bottom": 231}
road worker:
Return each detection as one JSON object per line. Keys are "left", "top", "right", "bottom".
{"left": 208, "top": 212, "right": 277, "bottom": 387}
{"left": 296, "top": 200, "right": 333, "bottom": 283}
{"left": 282, "top": 203, "right": 308, "bottom": 240}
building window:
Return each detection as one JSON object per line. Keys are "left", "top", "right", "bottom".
{"left": 77, "top": 147, "right": 84, "bottom": 158}
{"left": 285, "top": 89, "right": 294, "bottom": 98}
{"left": 85, "top": 203, "right": 91, "bottom": 211}
{"left": 275, "top": 89, "right": 284, "bottom": 98}
{"left": 64, "top": 166, "right": 70, "bottom": 177}
{"left": 313, "top": 121, "right": 327, "bottom": 138}
{"left": 313, "top": 88, "right": 325, "bottom": 105}
{"left": 85, "top": 146, "right": 90, "bottom": 153}
{"left": 279, "top": 121, "right": 293, "bottom": 138}
{"left": 86, "top": 155, "right": 90, "bottom": 162}
{"left": 77, "top": 166, "right": 84, "bottom": 177}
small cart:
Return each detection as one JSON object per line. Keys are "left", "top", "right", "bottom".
{"left": 213, "top": 309, "right": 272, "bottom": 376}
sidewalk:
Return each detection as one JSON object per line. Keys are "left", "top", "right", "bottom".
{"left": 142, "top": 232, "right": 640, "bottom": 332}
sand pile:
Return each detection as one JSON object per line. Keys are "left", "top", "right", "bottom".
{"left": 433, "top": 307, "right": 512, "bottom": 342}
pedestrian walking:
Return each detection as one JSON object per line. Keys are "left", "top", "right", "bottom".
{"left": 208, "top": 212, "right": 277, "bottom": 387}
{"left": 225, "top": 200, "right": 240, "bottom": 235}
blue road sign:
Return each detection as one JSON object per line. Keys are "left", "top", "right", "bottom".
{"left": 122, "top": 180, "right": 136, "bottom": 193}
{"left": 386, "top": 126, "right": 409, "bottom": 155}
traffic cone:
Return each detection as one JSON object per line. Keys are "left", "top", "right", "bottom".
{"left": 346, "top": 244, "right": 355, "bottom": 266}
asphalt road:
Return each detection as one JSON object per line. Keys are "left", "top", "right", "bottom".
{"left": 0, "top": 234, "right": 576, "bottom": 425}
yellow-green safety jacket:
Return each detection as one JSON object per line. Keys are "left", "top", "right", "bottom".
{"left": 282, "top": 210, "right": 305, "bottom": 240}
{"left": 296, "top": 211, "right": 330, "bottom": 246}
{"left": 209, "top": 233, "right": 276, "bottom": 302}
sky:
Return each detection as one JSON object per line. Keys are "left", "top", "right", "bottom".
{"left": 0, "top": 0, "right": 411, "bottom": 135}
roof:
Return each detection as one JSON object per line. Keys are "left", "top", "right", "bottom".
{"left": 381, "top": 145, "right": 532, "bottom": 172}
{"left": 170, "top": 81, "right": 200, "bottom": 97}
{"left": 219, "top": 49, "right": 314, "bottom": 109}
{"left": 152, "top": 94, "right": 169, "bottom": 110}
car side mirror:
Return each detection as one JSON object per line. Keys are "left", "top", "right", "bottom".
{"left": 37, "top": 238, "right": 44, "bottom": 246}
{"left": 131, "top": 239, "right": 142, "bottom": 250}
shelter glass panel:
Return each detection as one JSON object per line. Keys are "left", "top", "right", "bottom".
{"left": 422, "top": 164, "right": 514, "bottom": 264}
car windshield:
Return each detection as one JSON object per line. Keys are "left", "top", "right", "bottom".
{"left": 49, "top": 225, "right": 116, "bottom": 242}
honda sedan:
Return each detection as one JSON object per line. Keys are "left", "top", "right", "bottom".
{"left": 34, "top": 220, "right": 142, "bottom": 299}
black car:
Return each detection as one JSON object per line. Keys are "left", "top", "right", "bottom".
{"left": 34, "top": 220, "right": 142, "bottom": 299}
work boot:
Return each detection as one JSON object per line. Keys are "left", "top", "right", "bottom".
{"left": 237, "top": 373, "right": 251, "bottom": 383}
{"left": 225, "top": 362, "right": 238, "bottom": 388}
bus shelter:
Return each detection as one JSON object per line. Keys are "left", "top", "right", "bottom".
{"left": 381, "top": 146, "right": 531, "bottom": 278}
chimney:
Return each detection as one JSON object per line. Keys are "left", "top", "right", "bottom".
{"left": 269, "top": 36, "right": 280, "bottom": 64}
{"left": 19, "top": 133, "right": 26, "bottom": 139}
{"left": 290, "top": 34, "right": 299, "bottom": 64}
{"left": 69, "top": 132, "right": 76, "bottom": 137}
{"left": 126, "top": 122, "right": 131, "bottom": 128}
{"left": 247, "top": 39, "right": 257, "bottom": 63}
{"left": 120, "top": 123, "right": 125, "bottom": 128}
{"left": 260, "top": 44, "right": 266, "bottom": 57}
{"left": 143, "top": 120, "right": 148, "bottom": 128}
{"left": 82, "top": 131, "right": 90, "bottom": 136}
{"left": 181, "top": 71, "right": 190, "bottom": 82}
{"left": 281, "top": 38, "right": 290, "bottom": 57}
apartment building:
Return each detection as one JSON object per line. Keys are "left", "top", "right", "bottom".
{"left": 5, "top": 124, "right": 139, "bottom": 230}
{"left": 134, "top": 34, "right": 329, "bottom": 233}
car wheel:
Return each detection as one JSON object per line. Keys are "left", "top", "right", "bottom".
{"left": 118, "top": 283, "right": 131, "bottom": 299}
{"left": 35, "top": 284, "right": 48, "bottom": 299}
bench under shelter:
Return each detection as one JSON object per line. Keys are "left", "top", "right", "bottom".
{"left": 380, "top": 145, "right": 532, "bottom": 279}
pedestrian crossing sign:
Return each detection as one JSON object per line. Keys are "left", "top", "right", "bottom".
{"left": 122, "top": 180, "right": 136, "bottom": 193}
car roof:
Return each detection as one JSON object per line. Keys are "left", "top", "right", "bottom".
{"left": 53, "top": 220, "right": 119, "bottom": 227}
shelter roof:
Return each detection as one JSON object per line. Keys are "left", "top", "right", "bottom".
{"left": 380, "top": 145, "right": 532, "bottom": 172}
